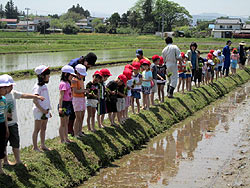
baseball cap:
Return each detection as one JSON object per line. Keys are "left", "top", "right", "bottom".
{"left": 118, "top": 74, "right": 127, "bottom": 85}
{"left": 209, "top": 50, "right": 215, "bottom": 54}
{"left": 181, "top": 52, "right": 185, "bottom": 58}
{"left": 100, "top": 69, "right": 112, "bottom": 76}
{"left": 124, "top": 64, "right": 133, "bottom": 71}
{"left": 152, "top": 55, "right": 160, "bottom": 62}
{"left": 159, "top": 56, "right": 164, "bottom": 65}
{"left": 132, "top": 61, "right": 141, "bottom": 70}
{"left": 123, "top": 69, "right": 132, "bottom": 80}
{"left": 35, "top": 65, "right": 49, "bottom": 75}
{"left": 61, "top": 65, "right": 76, "bottom": 76}
{"left": 0, "top": 74, "right": 11, "bottom": 87}
{"left": 75, "top": 64, "right": 87, "bottom": 76}
{"left": 207, "top": 53, "right": 213, "bottom": 60}
{"left": 93, "top": 71, "right": 103, "bottom": 77}
{"left": 140, "top": 59, "right": 151, "bottom": 66}
{"left": 136, "top": 49, "right": 143, "bottom": 56}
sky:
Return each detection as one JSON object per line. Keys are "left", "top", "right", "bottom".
{"left": 1, "top": 0, "right": 250, "bottom": 18}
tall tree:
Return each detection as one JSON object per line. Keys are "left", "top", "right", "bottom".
{"left": 0, "top": 4, "right": 4, "bottom": 18}
{"left": 109, "top": 12, "right": 121, "bottom": 27}
{"left": 68, "top": 4, "right": 90, "bottom": 18}
{"left": 154, "top": 0, "right": 191, "bottom": 31}
{"left": 5, "top": 0, "right": 19, "bottom": 19}
{"left": 142, "top": 0, "right": 154, "bottom": 22}
{"left": 120, "top": 11, "right": 130, "bottom": 27}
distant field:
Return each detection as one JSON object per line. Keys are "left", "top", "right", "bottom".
{"left": 0, "top": 32, "right": 249, "bottom": 54}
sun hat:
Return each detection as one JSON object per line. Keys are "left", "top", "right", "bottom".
{"left": 132, "top": 61, "right": 141, "bottom": 70}
{"left": 6, "top": 74, "right": 16, "bottom": 86}
{"left": 124, "top": 64, "right": 133, "bottom": 71}
{"left": 75, "top": 64, "right": 87, "bottom": 76}
{"left": 35, "top": 65, "right": 49, "bottom": 75}
{"left": 0, "top": 74, "right": 11, "bottom": 87}
{"left": 118, "top": 74, "right": 127, "bottom": 85}
{"left": 152, "top": 55, "right": 160, "bottom": 62}
{"left": 136, "top": 49, "right": 143, "bottom": 56}
{"left": 213, "top": 51, "right": 218, "bottom": 57}
{"left": 61, "top": 65, "right": 76, "bottom": 76}
{"left": 100, "top": 69, "right": 112, "bottom": 76}
{"left": 159, "top": 56, "right": 164, "bottom": 65}
{"left": 217, "top": 50, "right": 221, "bottom": 54}
{"left": 123, "top": 69, "right": 132, "bottom": 80}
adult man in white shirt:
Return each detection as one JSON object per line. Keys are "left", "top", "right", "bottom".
{"left": 162, "top": 37, "right": 182, "bottom": 98}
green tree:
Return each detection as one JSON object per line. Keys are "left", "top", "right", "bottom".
{"left": 109, "top": 12, "right": 121, "bottom": 27}
{"left": 60, "top": 11, "right": 82, "bottom": 22}
{"left": 0, "top": 4, "right": 4, "bottom": 18}
{"left": 95, "top": 23, "right": 107, "bottom": 33}
{"left": 50, "top": 19, "right": 62, "bottom": 29}
{"left": 62, "top": 21, "right": 79, "bottom": 34}
{"left": 5, "top": 0, "right": 19, "bottom": 19}
{"left": 68, "top": 4, "right": 90, "bottom": 18}
{"left": 37, "top": 21, "right": 50, "bottom": 34}
{"left": 120, "top": 11, "right": 130, "bottom": 27}
{"left": 154, "top": 0, "right": 191, "bottom": 31}
{"left": 142, "top": 0, "right": 154, "bottom": 23}
{"left": 128, "top": 11, "right": 142, "bottom": 28}
{"left": 92, "top": 18, "right": 102, "bottom": 28}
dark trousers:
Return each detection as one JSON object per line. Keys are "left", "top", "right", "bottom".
{"left": 223, "top": 67, "right": 229, "bottom": 77}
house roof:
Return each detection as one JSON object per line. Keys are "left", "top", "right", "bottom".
{"left": 215, "top": 18, "right": 242, "bottom": 25}
{"left": 0, "top": 18, "right": 17, "bottom": 22}
{"left": 243, "top": 24, "right": 250, "bottom": 29}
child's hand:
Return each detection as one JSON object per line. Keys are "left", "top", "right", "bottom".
{"left": 58, "top": 108, "right": 63, "bottom": 116}
{"left": 6, "top": 127, "right": 9, "bottom": 139}
{"left": 111, "top": 91, "right": 116, "bottom": 95}
{"left": 49, "top": 112, "right": 52, "bottom": 118}
{"left": 37, "top": 96, "right": 45, "bottom": 101}
{"left": 41, "top": 109, "right": 48, "bottom": 114}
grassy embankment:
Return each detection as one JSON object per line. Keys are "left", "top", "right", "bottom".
{"left": 1, "top": 32, "right": 249, "bottom": 54}
{"left": 1, "top": 68, "right": 250, "bottom": 188}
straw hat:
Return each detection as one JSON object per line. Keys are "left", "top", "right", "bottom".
{"left": 239, "top": 41, "right": 246, "bottom": 46}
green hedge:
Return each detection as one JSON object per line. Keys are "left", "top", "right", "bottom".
{"left": 1, "top": 68, "right": 250, "bottom": 188}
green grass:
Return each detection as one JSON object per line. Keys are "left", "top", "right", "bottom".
{"left": 0, "top": 32, "right": 249, "bottom": 54}
{"left": 1, "top": 68, "right": 250, "bottom": 188}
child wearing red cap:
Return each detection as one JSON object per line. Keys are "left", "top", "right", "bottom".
{"left": 157, "top": 56, "right": 167, "bottom": 102}
{"left": 106, "top": 75, "right": 125, "bottom": 126}
{"left": 151, "top": 55, "right": 160, "bottom": 105}
{"left": 97, "top": 69, "right": 112, "bottom": 128}
{"left": 86, "top": 71, "right": 103, "bottom": 132}
{"left": 177, "top": 53, "right": 186, "bottom": 94}
{"left": 116, "top": 74, "right": 127, "bottom": 125}
{"left": 141, "top": 60, "right": 152, "bottom": 110}
{"left": 123, "top": 69, "right": 133, "bottom": 121}
{"left": 131, "top": 61, "right": 142, "bottom": 114}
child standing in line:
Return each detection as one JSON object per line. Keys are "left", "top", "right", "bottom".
{"left": 202, "top": 60, "right": 207, "bottom": 85}
{"left": 0, "top": 77, "right": 8, "bottom": 174}
{"left": 32, "top": 65, "right": 52, "bottom": 151}
{"left": 177, "top": 52, "right": 186, "bottom": 94}
{"left": 217, "top": 50, "right": 225, "bottom": 78}
{"left": 157, "top": 56, "right": 167, "bottom": 102}
{"left": 58, "top": 65, "right": 76, "bottom": 144}
{"left": 141, "top": 59, "right": 152, "bottom": 110}
{"left": 206, "top": 53, "right": 213, "bottom": 84}
{"left": 185, "top": 55, "right": 192, "bottom": 91}
{"left": 116, "top": 74, "right": 127, "bottom": 125}
{"left": 98, "top": 69, "right": 112, "bottom": 128}
{"left": 123, "top": 68, "right": 133, "bottom": 121}
{"left": 71, "top": 64, "right": 87, "bottom": 138}
{"left": 231, "top": 48, "right": 240, "bottom": 75}
{"left": 131, "top": 61, "right": 142, "bottom": 114}
{"left": 150, "top": 55, "right": 160, "bottom": 106}
{"left": 86, "top": 71, "right": 102, "bottom": 132}
{"left": 4, "top": 75, "right": 45, "bottom": 164}
{"left": 213, "top": 51, "right": 220, "bottom": 81}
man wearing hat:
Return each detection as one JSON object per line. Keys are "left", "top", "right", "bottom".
{"left": 133, "top": 49, "right": 150, "bottom": 63}
{"left": 223, "top": 40, "right": 232, "bottom": 76}
{"left": 162, "top": 37, "right": 182, "bottom": 98}
{"left": 68, "top": 52, "right": 97, "bottom": 70}
{"left": 238, "top": 41, "right": 247, "bottom": 69}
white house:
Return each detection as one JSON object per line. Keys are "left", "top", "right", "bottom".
{"left": 16, "top": 21, "right": 37, "bottom": 31}
{"left": 212, "top": 18, "right": 243, "bottom": 38}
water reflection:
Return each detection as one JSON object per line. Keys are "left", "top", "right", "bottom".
{"left": 82, "top": 85, "right": 250, "bottom": 188}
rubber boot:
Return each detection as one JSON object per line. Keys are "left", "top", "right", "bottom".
{"left": 168, "top": 86, "right": 175, "bottom": 98}
{"left": 167, "top": 84, "right": 170, "bottom": 95}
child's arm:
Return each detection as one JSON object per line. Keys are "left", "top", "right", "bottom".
{"left": 157, "top": 74, "right": 164, "bottom": 80}
{"left": 72, "top": 80, "right": 85, "bottom": 94}
{"left": 58, "top": 90, "right": 64, "bottom": 115}
{"left": 33, "top": 97, "right": 48, "bottom": 114}
{"left": 142, "top": 76, "right": 152, "bottom": 82}
{"left": 21, "top": 93, "right": 45, "bottom": 101}
{"left": 5, "top": 113, "right": 9, "bottom": 139}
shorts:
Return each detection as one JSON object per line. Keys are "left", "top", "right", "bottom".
{"left": 106, "top": 99, "right": 117, "bottom": 113}
{"left": 157, "top": 80, "right": 166, "bottom": 85}
{"left": 131, "top": 90, "right": 141, "bottom": 99}
{"left": 116, "top": 98, "right": 126, "bottom": 112}
{"left": 142, "top": 86, "right": 151, "bottom": 95}
{"left": 72, "top": 97, "right": 86, "bottom": 112}
{"left": 125, "top": 96, "right": 131, "bottom": 108}
{"left": 186, "top": 74, "right": 192, "bottom": 78}
{"left": 231, "top": 61, "right": 237, "bottom": 69}
{"left": 179, "top": 73, "right": 186, "bottom": 79}
{"left": 151, "top": 79, "right": 157, "bottom": 93}
{"left": 218, "top": 66, "right": 222, "bottom": 72}
{"left": 87, "top": 99, "right": 98, "bottom": 108}
{"left": 33, "top": 110, "right": 51, "bottom": 120}
{"left": 58, "top": 101, "right": 74, "bottom": 117}
{"left": 0, "top": 122, "right": 7, "bottom": 159}
{"left": 6, "top": 123, "right": 20, "bottom": 148}
{"left": 97, "top": 99, "right": 106, "bottom": 115}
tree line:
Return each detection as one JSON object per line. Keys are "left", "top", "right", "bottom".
{"left": 0, "top": 0, "right": 24, "bottom": 19}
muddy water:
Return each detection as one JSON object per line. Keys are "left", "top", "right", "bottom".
{"left": 80, "top": 83, "right": 250, "bottom": 188}
{"left": 0, "top": 49, "right": 160, "bottom": 72}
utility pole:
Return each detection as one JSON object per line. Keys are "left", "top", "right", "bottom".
{"left": 25, "top": 8, "right": 30, "bottom": 35}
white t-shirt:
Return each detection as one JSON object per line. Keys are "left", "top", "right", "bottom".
{"left": 32, "top": 84, "right": 51, "bottom": 113}
{"left": 5, "top": 90, "right": 22, "bottom": 126}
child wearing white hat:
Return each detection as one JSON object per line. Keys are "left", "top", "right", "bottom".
{"left": 58, "top": 65, "right": 76, "bottom": 143}
{"left": 3, "top": 74, "right": 45, "bottom": 163}
{"left": 71, "top": 64, "right": 87, "bottom": 138}
{"left": 32, "top": 65, "right": 51, "bottom": 152}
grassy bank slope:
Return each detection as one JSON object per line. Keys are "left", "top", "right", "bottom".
{"left": 1, "top": 68, "right": 250, "bottom": 188}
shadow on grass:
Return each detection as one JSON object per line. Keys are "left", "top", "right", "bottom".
{"left": 0, "top": 173, "right": 19, "bottom": 188}
{"left": 175, "top": 97, "right": 193, "bottom": 115}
